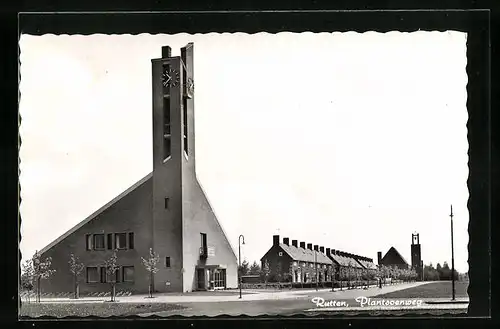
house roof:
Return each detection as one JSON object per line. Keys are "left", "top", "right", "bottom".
{"left": 357, "top": 259, "right": 377, "bottom": 270}
{"left": 38, "top": 173, "right": 153, "bottom": 256}
{"left": 382, "top": 247, "right": 409, "bottom": 265}
{"left": 279, "top": 244, "right": 332, "bottom": 264}
{"left": 329, "top": 253, "right": 364, "bottom": 268}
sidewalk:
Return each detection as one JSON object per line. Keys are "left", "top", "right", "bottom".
{"left": 37, "top": 282, "right": 429, "bottom": 304}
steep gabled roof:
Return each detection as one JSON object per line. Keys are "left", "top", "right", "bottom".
{"left": 263, "top": 244, "right": 332, "bottom": 264}
{"left": 38, "top": 173, "right": 153, "bottom": 256}
{"left": 382, "top": 246, "right": 409, "bottom": 265}
{"left": 329, "top": 253, "right": 363, "bottom": 268}
{"left": 356, "top": 259, "right": 377, "bottom": 270}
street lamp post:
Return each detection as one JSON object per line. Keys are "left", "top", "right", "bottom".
{"left": 450, "top": 205, "right": 456, "bottom": 301}
{"left": 238, "top": 234, "right": 245, "bottom": 299}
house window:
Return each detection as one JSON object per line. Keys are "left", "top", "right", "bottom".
{"left": 310, "top": 263, "right": 314, "bottom": 268}
{"left": 122, "top": 266, "right": 135, "bottom": 282}
{"left": 278, "top": 252, "right": 283, "bottom": 257}
{"left": 128, "top": 232, "right": 134, "bottom": 249}
{"left": 86, "top": 267, "right": 99, "bottom": 283}
{"left": 165, "top": 257, "right": 171, "bottom": 268}
{"left": 107, "top": 234, "right": 113, "bottom": 250}
{"left": 100, "top": 267, "right": 107, "bottom": 283}
{"left": 302, "top": 262, "right": 305, "bottom": 267}
{"left": 93, "top": 234, "right": 105, "bottom": 250}
{"left": 85, "top": 234, "right": 92, "bottom": 250}
{"left": 200, "top": 233, "right": 207, "bottom": 249}
{"left": 115, "top": 233, "right": 127, "bottom": 249}
{"left": 293, "top": 262, "right": 297, "bottom": 266}
{"left": 165, "top": 198, "right": 169, "bottom": 209}
{"left": 114, "top": 267, "right": 121, "bottom": 283}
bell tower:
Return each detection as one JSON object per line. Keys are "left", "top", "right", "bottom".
{"left": 150, "top": 45, "right": 189, "bottom": 291}
{"left": 411, "top": 233, "right": 423, "bottom": 281}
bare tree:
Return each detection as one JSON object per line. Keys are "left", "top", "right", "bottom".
{"left": 261, "top": 259, "right": 270, "bottom": 287}
{"left": 141, "top": 248, "right": 160, "bottom": 298}
{"left": 21, "top": 259, "right": 35, "bottom": 303}
{"left": 68, "top": 253, "right": 85, "bottom": 299}
{"left": 32, "top": 251, "right": 56, "bottom": 303}
{"left": 104, "top": 250, "right": 119, "bottom": 302}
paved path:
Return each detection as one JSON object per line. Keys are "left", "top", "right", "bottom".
{"left": 137, "top": 282, "right": 449, "bottom": 317}
{"left": 35, "top": 282, "right": 469, "bottom": 316}
{"left": 38, "top": 282, "right": 428, "bottom": 304}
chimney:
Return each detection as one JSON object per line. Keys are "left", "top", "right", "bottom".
{"left": 331, "top": 249, "right": 336, "bottom": 256}
{"left": 273, "top": 235, "right": 280, "bottom": 246}
{"left": 320, "top": 246, "right": 325, "bottom": 253}
{"left": 377, "top": 251, "right": 382, "bottom": 265}
{"left": 300, "top": 242, "right": 306, "bottom": 249}
{"left": 292, "top": 240, "right": 298, "bottom": 247}
{"left": 326, "top": 248, "right": 331, "bottom": 256}
{"left": 283, "top": 237, "right": 289, "bottom": 246}
{"left": 314, "top": 245, "right": 319, "bottom": 252}
{"left": 307, "top": 243, "right": 313, "bottom": 250}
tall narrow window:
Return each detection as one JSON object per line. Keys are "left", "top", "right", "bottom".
{"left": 183, "top": 97, "right": 188, "bottom": 155}
{"left": 200, "top": 233, "right": 207, "bottom": 250}
{"left": 94, "top": 234, "right": 105, "bottom": 250}
{"left": 162, "top": 64, "right": 172, "bottom": 160}
{"left": 115, "top": 233, "right": 127, "bottom": 250}
{"left": 99, "top": 267, "right": 107, "bottom": 283}
{"left": 85, "top": 234, "right": 92, "bottom": 251}
{"left": 128, "top": 232, "right": 134, "bottom": 250}
{"left": 165, "top": 257, "right": 171, "bottom": 268}
{"left": 115, "top": 267, "right": 121, "bottom": 283}
{"left": 164, "top": 197, "right": 169, "bottom": 209}
{"left": 107, "top": 234, "right": 113, "bottom": 250}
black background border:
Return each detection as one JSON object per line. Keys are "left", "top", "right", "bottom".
{"left": 1, "top": 1, "right": 495, "bottom": 328}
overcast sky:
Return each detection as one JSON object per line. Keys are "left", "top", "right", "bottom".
{"left": 19, "top": 32, "right": 469, "bottom": 273}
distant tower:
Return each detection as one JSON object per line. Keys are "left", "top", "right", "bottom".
{"left": 411, "top": 233, "right": 422, "bottom": 281}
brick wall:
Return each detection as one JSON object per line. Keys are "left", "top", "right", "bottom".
{"left": 38, "top": 176, "right": 153, "bottom": 294}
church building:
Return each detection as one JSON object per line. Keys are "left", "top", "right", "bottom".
{"left": 36, "top": 43, "right": 238, "bottom": 294}
{"left": 377, "top": 233, "right": 424, "bottom": 280}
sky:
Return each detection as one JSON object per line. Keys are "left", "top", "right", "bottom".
{"left": 19, "top": 32, "right": 469, "bottom": 273}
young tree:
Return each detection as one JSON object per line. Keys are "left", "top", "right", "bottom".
{"left": 21, "top": 259, "right": 35, "bottom": 303}
{"left": 104, "top": 250, "right": 119, "bottom": 302}
{"left": 32, "top": 251, "right": 56, "bottom": 303}
{"left": 249, "top": 261, "right": 261, "bottom": 275}
{"left": 276, "top": 261, "right": 283, "bottom": 287}
{"left": 141, "top": 248, "right": 160, "bottom": 298}
{"left": 68, "top": 253, "right": 85, "bottom": 299}
{"left": 239, "top": 260, "right": 250, "bottom": 276}
{"left": 261, "top": 259, "right": 270, "bottom": 287}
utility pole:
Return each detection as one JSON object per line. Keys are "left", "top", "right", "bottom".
{"left": 450, "top": 205, "right": 456, "bottom": 301}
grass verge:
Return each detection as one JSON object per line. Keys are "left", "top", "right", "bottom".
{"left": 374, "top": 281, "right": 469, "bottom": 299}
{"left": 19, "top": 302, "right": 187, "bottom": 318}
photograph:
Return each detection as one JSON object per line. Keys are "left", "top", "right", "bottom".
{"left": 18, "top": 31, "right": 471, "bottom": 318}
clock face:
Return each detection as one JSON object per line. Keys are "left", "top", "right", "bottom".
{"left": 162, "top": 68, "right": 180, "bottom": 88}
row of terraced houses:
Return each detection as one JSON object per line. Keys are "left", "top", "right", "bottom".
{"left": 260, "top": 234, "right": 423, "bottom": 283}
{"left": 260, "top": 235, "right": 377, "bottom": 283}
